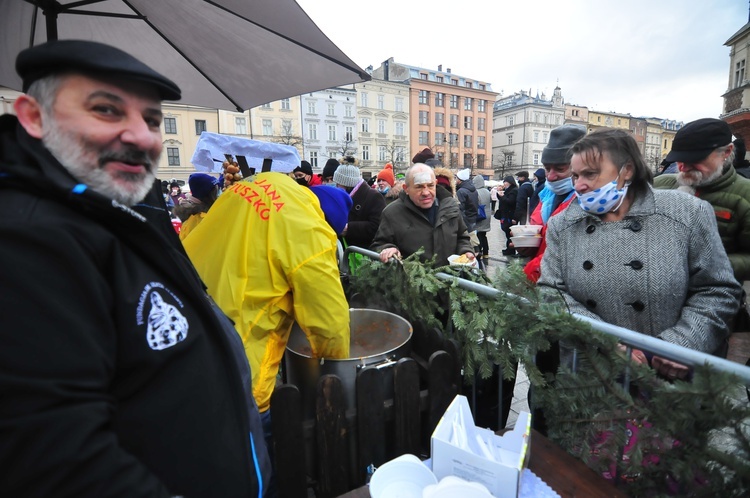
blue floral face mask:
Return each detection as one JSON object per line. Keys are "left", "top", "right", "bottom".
{"left": 578, "top": 176, "right": 629, "bottom": 214}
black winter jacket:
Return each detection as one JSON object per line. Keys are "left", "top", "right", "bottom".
{"left": 456, "top": 179, "right": 479, "bottom": 232}
{"left": 0, "top": 115, "right": 271, "bottom": 498}
{"left": 344, "top": 181, "right": 386, "bottom": 249}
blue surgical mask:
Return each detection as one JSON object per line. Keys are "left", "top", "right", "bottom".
{"left": 578, "top": 178, "right": 629, "bottom": 215}
{"left": 546, "top": 176, "right": 574, "bottom": 195}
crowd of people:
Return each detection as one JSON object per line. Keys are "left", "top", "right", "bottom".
{"left": 1, "top": 39, "right": 749, "bottom": 498}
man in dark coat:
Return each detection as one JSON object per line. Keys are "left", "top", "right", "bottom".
{"left": 372, "top": 164, "right": 474, "bottom": 266}
{"left": 333, "top": 162, "right": 386, "bottom": 249}
{"left": 0, "top": 40, "right": 270, "bottom": 497}
{"left": 494, "top": 176, "right": 519, "bottom": 255}
{"left": 514, "top": 170, "right": 535, "bottom": 224}
{"left": 455, "top": 168, "right": 479, "bottom": 233}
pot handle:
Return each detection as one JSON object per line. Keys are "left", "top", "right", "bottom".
{"left": 357, "top": 356, "right": 397, "bottom": 371}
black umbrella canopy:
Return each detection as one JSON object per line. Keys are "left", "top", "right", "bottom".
{"left": 0, "top": 0, "right": 371, "bottom": 111}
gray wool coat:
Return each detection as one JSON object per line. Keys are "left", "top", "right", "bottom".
{"left": 538, "top": 186, "right": 742, "bottom": 355}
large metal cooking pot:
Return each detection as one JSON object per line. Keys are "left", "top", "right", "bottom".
{"left": 285, "top": 308, "right": 413, "bottom": 418}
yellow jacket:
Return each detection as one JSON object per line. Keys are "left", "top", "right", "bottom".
{"left": 184, "top": 172, "right": 350, "bottom": 412}
{"left": 178, "top": 212, "right": 206, "bottom": 241}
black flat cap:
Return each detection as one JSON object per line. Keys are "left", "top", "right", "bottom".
{"left": 16, "top": 39, "right": 181, "bottom": 101}
{"left": 665, "top": 118, "right": 732, "bottom": 163}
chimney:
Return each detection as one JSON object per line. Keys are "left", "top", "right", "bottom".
{"left": 438, "top": 64, "right": 442, "bottom": 72}
{"left": 447, "top": 68, "right": 451, "bottom": 74}
{"left": 383, "top": 59, "right": 390, "bottom": 81}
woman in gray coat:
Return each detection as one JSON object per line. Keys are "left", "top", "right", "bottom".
{"left": 538, "top": 129, "right": 741, "bottom": 380}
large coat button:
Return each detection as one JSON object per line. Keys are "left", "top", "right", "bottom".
{"left": 629, "top": 220, "right": 642, "bottom": 232}
{"left": 629, "top": 301, "right": 645, "bottom": 312}
{"left": 583, "top": 261, "right": 594, "bottom": 270}
{"left": 586, "top": 299, "right": 597, "bottom": 308}
{"left": 586, "top": 225, "right": 596, "bottom": 234}
{"left": 626, "top": 260, "right": 644, "bottom": 270}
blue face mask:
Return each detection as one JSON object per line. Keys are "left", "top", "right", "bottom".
{"left": 546, "top": 176, "right": 574, "bottom": 195}
{"left": 378, "top": 186, "right": 390, "bottom": 194}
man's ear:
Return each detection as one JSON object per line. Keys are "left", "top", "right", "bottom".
{"left": 13, "top": 95, "right": 45, "bottom": 139}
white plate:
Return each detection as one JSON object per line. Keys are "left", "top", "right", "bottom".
{"left": 369, "top": 454, "right": 437, "bottom": 498}
{"left": 510, "top": 224, "right": 543, "bottom": 237}
{"left": 511, "top": 236, "right": 542, "bottom": 248}
{"left": 423, "top": 476, "right": 494, "bottom": 498}
{"left": 447, "top": 254, "right": 478, "bottom": 267}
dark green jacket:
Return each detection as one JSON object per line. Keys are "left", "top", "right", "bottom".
{"left": 654, "top": 166, "right": 750, "bottom": 281}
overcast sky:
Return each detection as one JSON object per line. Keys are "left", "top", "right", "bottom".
{"left": 297, "top": 0, "right": 748, "bottom": 124}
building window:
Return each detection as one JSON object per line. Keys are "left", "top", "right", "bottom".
{"left": 262, "top": 119, "right": 272, "bottom": 135}
{"left": 465, "top": 82, "right": 473, "bottom": 89}
{"left": 195, "top": 119, "right": 206, "bottom": 135}
{"left": 478, "top": 117, "right": 485, "bottom": 131}
{"left": 261, "top": 103, "right": 271, "bottom": 109}
{"left": 452, "top": 79, "right": 458, "bottom": 85}
{"left": 436, "top": 75, "right": 444, "bottom": 83}
{"left": 420, "top": 73, "right": 428, "bottom": 80}
{"left": 419, "top": 131, "right": 429, "bottom": 144}
{"left": 507, "top": 134, "right": 513, "bottom": 145}
{"left": 664, "top": 138, "right": 668, "bottom": 148}
{"left": 418, "top": 90, "right": 428, "bottom": 104}
{"left": 464, "top": 116, "right": 473, "bottom": 129}
{"left": 464, "top": 135, "right": 472, "bottom": 148}
{"left": 477, "top": 154, "right": 485, "bottom": 167}
{"left": 281, "top": 98, "right": 291, "bottom": 110}
{"left": 396, "top": 146, "right": 405, "bottom": 163}
{"left": 450, "top": 95, "right": 459, "bottom": 108}
{"left": 345, "top": 126, "right": 353, "bottom": 142}
{"left": 533, "top": 153, "right": 540, "bottom": 165}
{"left": 379, "top": 145, "right": 387, "bottom": 161}
{"left": 328, "top": 125, "right": 336, "bottom": 141}
{"left": 395, "top": 98, "right": 403, "bottom": 112}
{"left": 361, "top": 117, "right": 370, "bottom": 133}
{"left": 597, "top": 116, "right": 601, "bottom": 122}
{"left": 164, "top": 117, "right": 177, "bottom": 134}
{"left": 508, "top": 115, "right": 515, "bottom": 126}
{"left": 435, "top": 92, "right": 444, "bottom": 107}
{"left": 308, "top": 123, "right": 317, "bottom": 140}
{"left": 395, "top": 122, "right": 405, "bottom": 136}
{"left": 464, "top": 98, "right": 473, "bottom": 111}
{"left": 309, "top": 151, "right": 318, "bottom": 168}
{"left": 435, "top": 132, "right": 445, "bottom": 145}
{"left": 463, "top": 153, "right": 472, "bottom": 167}
{"left": 447, "top": 132, "right": 457, "bottom": 146}
{"left": 479, "top": 84, "right": 486, "bottom": 91}
{"left": 534, "top": 131, "right": 540, "bottom": 142}
{"left": 736, "top": 59, "right": 746, "bottom": 88}
{"left": 307, "top": 101, "right": 316, "bottom": 114}
{"left": 361, "top": 92, "right": 368, "bottom": 107}
{"left": 362, "top": 145, "right": 370, "bottom": 161}
{"left": 378, "top": 95, "right": 385, "bottom": 109}
{"left": 477, "top": 136, "right": 485, "bottom": 149}
{"left": 167, "top": 147, "right": 180, "bottom": 166}
{"left": 435, "top": 112, "right": 444, "bottom": 127}
{"left": 543, "top": 131, "right": 549, "bottom": 142}
{"left": 282, "top": 119, "right": 292, "bottom": 134}
{"left": 327, "top": 103, "right": 335, "bottom": 116}
{"left": 419, "top": 111, "right": 429, "bottom": 125}
{"left": 478, "top": 100, "right": 486, "bottom": 112}
{"left": 235, "top": 117, "right": 247, "bottom": 135}
{"left": 505, "top": 153, "right": 513, "bottom": 167}
{"left": 450, "top": 114, "right": 458, "bottom": 128}
{"left": 378, "top": 119, "right": 386, "bottom": 134}
{"left": 345, "top": 105, "right": 353, "bottom": 118}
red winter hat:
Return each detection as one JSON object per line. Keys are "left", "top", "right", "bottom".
{"left": 376, "top": 163, "right": 395, "bottom": 187}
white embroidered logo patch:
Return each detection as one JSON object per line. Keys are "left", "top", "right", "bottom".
{"left": 145, "top": 291, "right": 188, "bottom": 350}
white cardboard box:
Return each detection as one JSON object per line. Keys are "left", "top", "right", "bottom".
{"left": 431, "top": 395, "right": 531, "bottom": 498}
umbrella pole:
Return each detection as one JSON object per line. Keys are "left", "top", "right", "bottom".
{"left": 40, "top": 1, "right": 58, "bottom": 41}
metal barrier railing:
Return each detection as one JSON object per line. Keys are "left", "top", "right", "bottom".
{"left": 343, "top": 245, "right": 750, "bottom": 386}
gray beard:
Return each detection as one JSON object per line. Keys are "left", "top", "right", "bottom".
{"left": 675, "top": 163, "right": 723, "bottom": 190}
{"left": 42, "top": 117, "right": 159, "bottom": 207}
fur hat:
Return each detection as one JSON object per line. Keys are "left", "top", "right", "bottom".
{"left": 322, "top": 158, "right": 340, "bottom": 180}
{"left": 333, "top": 164, "right": 361, "bottom": 187}
{"left": 456, "top": 168, "right": 471, "bottom": 181}
{"left": 310, "top": 186, "right": 353, "bottom": 235}
{"left": 376, "top": 163, "right": 395, "bottom": 187}
{"left": 412, "top": 147, "right": 435, "bottom": 164}
{"left": 433, "top": 166, "right": 456, "bottom": 196}
{"left": 542, "top": 124, "right": 586, "bottom": 164}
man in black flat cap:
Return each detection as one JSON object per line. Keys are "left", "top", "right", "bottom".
{"left": 0, "top": 40, "right": 271, "bottom": 497}
{"left": 655, "top": 118, "right": 750, "bottom": 283}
